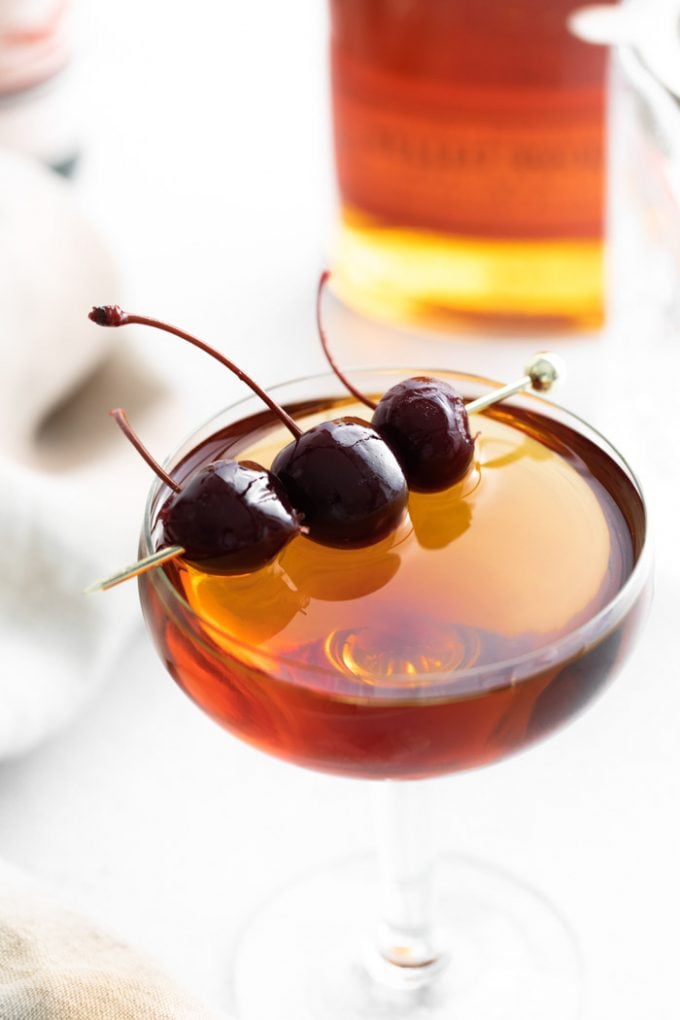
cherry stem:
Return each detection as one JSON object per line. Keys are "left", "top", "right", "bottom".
{"left": 109, "top": 408, "right": 182, "bottom": 493}
{"left": 90, "top": 306, "right": 303, "bottom": 440}
{"left": 316, "top": 272, "right": 377, "bottom": 411}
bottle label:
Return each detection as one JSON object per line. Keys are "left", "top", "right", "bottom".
{"left": 331, "top": 52, "right": 607, "bottom": 240}
{"left": 0, "top": 0, "right": 71, "bottom": 98}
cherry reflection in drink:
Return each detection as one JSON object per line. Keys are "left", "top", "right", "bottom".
{"left": 91, "top": 298, "right": 651, "bottom": 1020}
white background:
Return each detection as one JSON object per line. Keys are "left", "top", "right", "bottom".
{"left": 0, "top": 2, "right": 678, "bottom": 1018}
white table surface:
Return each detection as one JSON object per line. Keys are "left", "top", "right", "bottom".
{"left": 1, "top": 2, "right": 679, "bottom": 1017}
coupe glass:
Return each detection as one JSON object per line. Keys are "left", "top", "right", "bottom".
{"left": 138, "top": 369, "right": 651, "bottom": 1020}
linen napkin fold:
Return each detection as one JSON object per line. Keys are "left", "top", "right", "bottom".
{"left": 0, "top": 860, "right": 224, "bottom": 1019}
{"left": 0, "top": 147, "right": 178, "bottom": 759}
{"left": 0, "top": 149, "right": 118, "bottom": 453}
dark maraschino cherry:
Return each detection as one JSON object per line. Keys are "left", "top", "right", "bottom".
{"left": 316, "top": 272, "right": 475, "bottom": 492}
{"left": 271, "top": 417, "right": 408, "bottom": 547}
{"left": 91, "top": 306, "right": 408, "bottom": 549}
{"left": 159, "top": 460, "right": 303, "bottom": 574}
{"left": 109, "top": 409, "right": 302, "bottom": 574}
{"left": 370, "top": 377, "right": 475, "bottom": 492}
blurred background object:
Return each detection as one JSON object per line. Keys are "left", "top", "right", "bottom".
{"left": 0, "top": 148, "right": 112, "bottom": 452}
{"left": 0, "top": 0, "right": 80, "bottom": 173}
{"left": 327, "top": 0, "right": 617, "bottom": 331}
{"left": 0, "top": 858, "right": 224, "bottom": 1018}
{"left": 573, "top": 0, "right": 680, "bottom": 333}
{"left": 0, "top": 147, "right": 151, "bottom": 759}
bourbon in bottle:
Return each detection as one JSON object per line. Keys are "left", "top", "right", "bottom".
{"left": 328, "top": 0, "right": 617, "bottom": 330}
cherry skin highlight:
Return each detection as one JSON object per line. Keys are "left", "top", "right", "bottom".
{"left": 371, "top": 377, "right": 475, "bottom": 491}
{"left": 160, "top": 460, "right": 303, "bottom": 574}
{"left": 271, "top": 418, "right": 408, "bottom": 547}
{"left": 107, "top": 408, "right": 303, "bottom": 573}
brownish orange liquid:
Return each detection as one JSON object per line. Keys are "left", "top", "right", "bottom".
{"left": 328, "top": 0, "right": 616, "bottom": 329}
{"left": 140, "top": 397, "right": 645, "bottom": 779}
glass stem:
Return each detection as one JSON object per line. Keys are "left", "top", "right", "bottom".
{"left": 369, "top": 780, "right": 445, "bottom": 989}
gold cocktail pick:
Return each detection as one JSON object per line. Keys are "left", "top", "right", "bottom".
{"left": 84, "top": 545, "right": 185, "bottom": 594}
{"left": 465, "top": 352, "right": 563, "bottom": 414}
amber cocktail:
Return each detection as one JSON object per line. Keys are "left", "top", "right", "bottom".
{"left": 138, "top": 369, "right": 650, "bottom": 1020}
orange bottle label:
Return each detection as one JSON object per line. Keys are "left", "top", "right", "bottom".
{"left": 332, "top": 56, "right": 606, "bottom": 240}
{"left": 329, "top": 1, "right": 613, "bottom": 241}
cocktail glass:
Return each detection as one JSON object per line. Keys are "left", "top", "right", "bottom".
{"left": 138, "top": 368, "right": 651, "bottom": 1020}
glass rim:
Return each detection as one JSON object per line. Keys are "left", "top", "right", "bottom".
{"left": 141, "top": 367, "right": 651, "bottom": 696}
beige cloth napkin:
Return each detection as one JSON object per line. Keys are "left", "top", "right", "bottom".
{"left": 0, "top": 862, "right": 223, "bottom": 1019}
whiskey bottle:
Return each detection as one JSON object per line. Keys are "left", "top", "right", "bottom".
{"left": 328, "top": 0, "right": 616, "bottom": 331}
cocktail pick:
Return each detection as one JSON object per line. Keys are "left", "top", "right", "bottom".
{"left": 84, "top": 545, "right": 185, "bottom": 594}
{"left": 465, "top": 352, "right": 564, "bottom": 414}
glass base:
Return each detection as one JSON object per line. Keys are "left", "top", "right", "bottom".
{"left": 231, "top": 853, "right": 583, "bottom": 1020}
